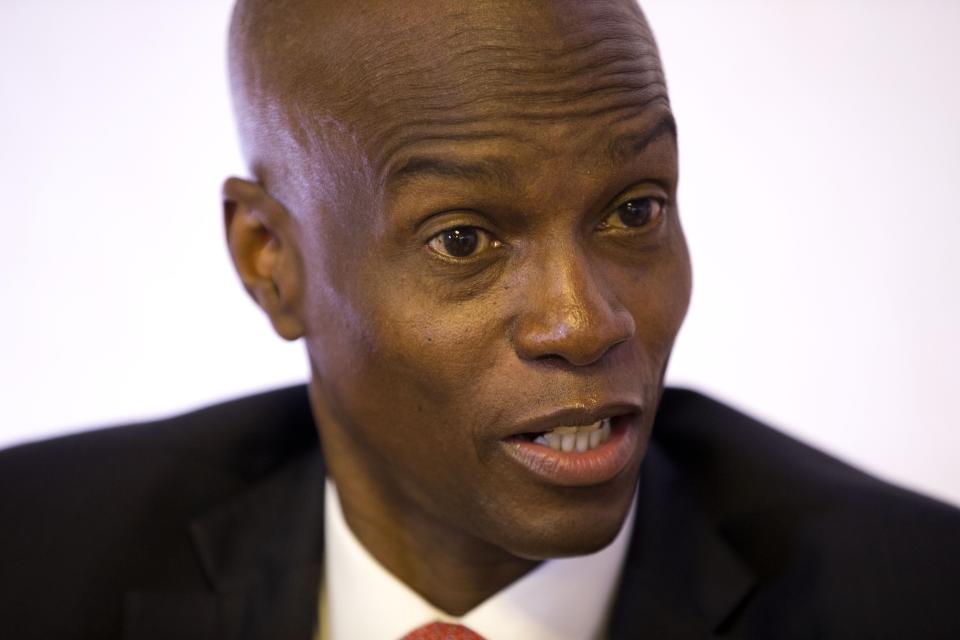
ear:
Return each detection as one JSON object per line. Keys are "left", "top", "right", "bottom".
{"left": 222, "top": 177, "right": 305, "bottom": 341}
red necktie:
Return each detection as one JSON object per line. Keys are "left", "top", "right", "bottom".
{"left": 401, "top": 621, "right": 487, "bottom": 640}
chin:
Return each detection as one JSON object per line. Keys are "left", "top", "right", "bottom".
{"left": 488, "top": 480, "right": 638, "bottom": 561}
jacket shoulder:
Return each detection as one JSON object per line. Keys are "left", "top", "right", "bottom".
{"left": 0, "top": 385, "right": 316, "bottom": 637}
{"left": 654, "top": 387, "right": 960, "bottom": 637}
{"left": 0, "top": 384, "right": 316, "bottom": 490}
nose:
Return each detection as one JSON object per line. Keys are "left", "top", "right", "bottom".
{"left": 512, "top": 245, "right": 635, "bottom": 367}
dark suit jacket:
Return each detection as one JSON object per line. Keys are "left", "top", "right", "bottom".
{"left": 1, "top": 386, "right": 958, "bottom": 639}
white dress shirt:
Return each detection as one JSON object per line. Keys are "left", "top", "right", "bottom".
{"left": 318, "top": 481, "right": 636, "bottom": 640}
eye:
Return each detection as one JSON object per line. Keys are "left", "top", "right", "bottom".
{"left": 600, "top": 197, "right": 665, "bottom": 230}
{"left": 427, "top": 226, "right": 500, "bottom": 259}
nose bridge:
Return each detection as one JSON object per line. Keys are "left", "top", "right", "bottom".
{"left": 512, "top": 235, "right": 635, "bottom": 366}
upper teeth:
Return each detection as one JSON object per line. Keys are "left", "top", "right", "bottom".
{"left": 533, "top": 418, "right": 612, "bottom": 452}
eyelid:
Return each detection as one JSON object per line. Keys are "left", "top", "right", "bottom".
{"left": 612, "top": 186, "right": 670, "bottom": 209}
{"left": 414, "top": 206, "right": 497, "bottom": 237}
{"left": 418, "top": 208, "right": 494, "bottom": 237}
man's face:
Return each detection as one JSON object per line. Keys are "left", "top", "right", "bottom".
{"left": 270, "top": 0, "right": 690, "bottom": 558}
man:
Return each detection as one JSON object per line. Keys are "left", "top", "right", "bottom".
{"left": 1, "top": 1, "right": 958, "bottom": 638}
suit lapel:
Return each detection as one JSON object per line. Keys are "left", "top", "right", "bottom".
{"left": 124, "top": 448, "right": 327, "bottom": 640}
{"left": 608, "top": 443, "right": 756, "bottom": 639}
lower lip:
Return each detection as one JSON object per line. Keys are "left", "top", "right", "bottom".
{"left": 500, "top": 415, "right": 640, "bottom": 487}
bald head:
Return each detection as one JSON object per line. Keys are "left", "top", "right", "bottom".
{"left": 227, "top": 0, "right": 668, "bottom": 212}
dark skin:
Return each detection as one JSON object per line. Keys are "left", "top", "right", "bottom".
{"left": 224, "top": 0, "right": 691, "bottom": 615}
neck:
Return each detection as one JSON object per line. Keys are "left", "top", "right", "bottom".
{"left": 334, "top": 481, "right": 538, "bottom": 615}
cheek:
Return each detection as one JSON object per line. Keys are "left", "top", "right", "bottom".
{"left": 309, "top": 284, "right": 510, "bottom": 514}
{"left": 365, "top": 292, "right": 509, "bottom": 415}
{"left": 659, "top": 239, "right": 692, "bottom": 333}
{"left": 640, "top": 227, "right": 692, "bottom": 331}
{"left": 617, "top": 234, "right": 692, "bottom": 375}
{"left": 306, "top": 256, "right": 506, "bottom": 432}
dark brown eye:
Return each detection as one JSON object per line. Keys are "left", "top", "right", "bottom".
{"left": 428, "top": 226, "right": 496, "bottom": 259}
{"left": 602, "top": 197, "right": 664, "bottom": 229}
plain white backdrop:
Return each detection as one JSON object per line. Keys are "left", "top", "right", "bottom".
{"left": 1, "top": 0, "right": 958, "bottom": 506}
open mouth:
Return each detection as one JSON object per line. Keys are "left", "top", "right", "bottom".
{"left": 502, "top": 411, "right": 640, "bottom": 486}
{"left": 514, "top": 417, "right": 613, "bottom": 453}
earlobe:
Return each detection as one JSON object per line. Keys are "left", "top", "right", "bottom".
{"left": 222, "top": 177, "right": 305, "bottom": 341}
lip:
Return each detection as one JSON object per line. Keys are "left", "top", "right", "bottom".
{"left": 504, "top": 403, "right": 642, "bottom": 438}
{"left": 500, "top": 404, "right": 643, "bottom": 487}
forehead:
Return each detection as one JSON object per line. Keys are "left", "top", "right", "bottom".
{"left": 384, "top": 110, "right": 676, "bottom": 208}
{"left": 281, "top": 0, "right": 668, "bottom": 183}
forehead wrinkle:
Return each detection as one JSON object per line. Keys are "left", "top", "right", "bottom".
{"left": 300, "top": 6, "right": 662, "bottom": 111}
{"left": 601, "top": 100, "right": 676, "bottom": 134}
{"left": 369, "top": 91, "right": 668, "bottom": 181}
{"left": 355, "top": 29, "right": 665, "bottom": 109}
{"left": 375, "top": 60, "right": 665, "bottom": 112}
{"left": 348, "top": 40, "right": 666, "bottom": 177}
{"left": 422, "top": 30, "right": 660, "bottom": 76}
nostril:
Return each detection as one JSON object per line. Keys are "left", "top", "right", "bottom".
{"left": 513, "top": 319, "right": 632, "bottom": 366}
{"left": 532, "top": 353, "right": 578, "bottom": 368}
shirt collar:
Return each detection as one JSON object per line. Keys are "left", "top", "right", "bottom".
{"left": 322, "top": 480, "right": 636, "bottom": 640}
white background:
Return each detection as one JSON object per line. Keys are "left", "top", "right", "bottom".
{"left": 1, "top": 1, "right": 958, "bottom": 507}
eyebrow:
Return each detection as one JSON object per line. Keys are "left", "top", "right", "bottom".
{"left": 607, "top": 113, "right": 678, "bottom": 162}
{"left": 388, "top": 155, "right": 516, "bottom": 192}
{"left": 387, "top": 112, "right": 678, "bottom": 192}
